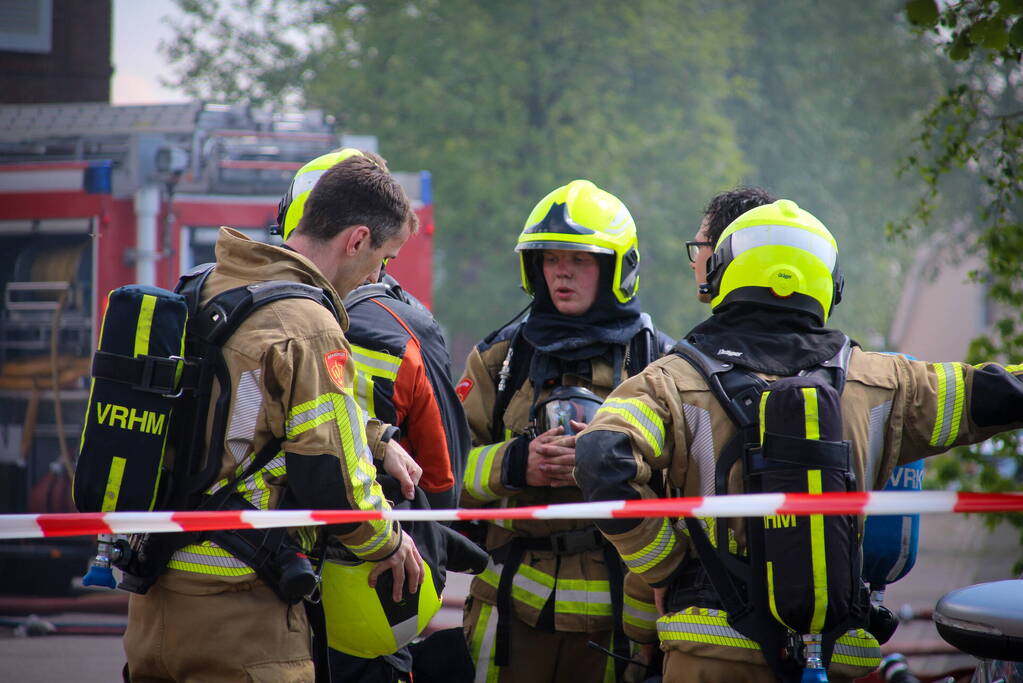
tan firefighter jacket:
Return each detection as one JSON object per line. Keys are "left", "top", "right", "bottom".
{"left": 575, "top": 346, "right": 1023, "bottom": 677}
{"left": 458, "top": 321, "right": 669, "bottom": 634}
{"left": 164, "top": 228, "right": 399, "bottom": 593}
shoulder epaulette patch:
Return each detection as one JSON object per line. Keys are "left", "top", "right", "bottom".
{"left": 324, "top": 349, "right": 348, "bottom": 390}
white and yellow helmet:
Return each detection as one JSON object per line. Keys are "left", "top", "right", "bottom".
{"left": 705, "top": 199, "right": 844, "bottom": 323}
{"left": 276, "top": 148, "right": 365, "bottom": 239}
{"left": 516, "top": 179, "right": 640, "bottom": 303}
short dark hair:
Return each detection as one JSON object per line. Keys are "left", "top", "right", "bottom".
{"left": 703, "top": 187, "right": 776, "bottom": 245}
{"left": 296, "top": 155, "right": 415, "bottom": 246}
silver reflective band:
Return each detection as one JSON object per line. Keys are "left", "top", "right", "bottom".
{"left": 730, "top": 224, "right": 837, "bottom": 271}
{"left": 292, "top": 168, "right": 327, "bottom": 196}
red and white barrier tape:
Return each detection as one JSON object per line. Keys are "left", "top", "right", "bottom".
{"left": 2, "top": 491, "right": 1021, "bottom": 540}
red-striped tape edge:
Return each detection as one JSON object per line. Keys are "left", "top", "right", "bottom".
{"left": 4, "top": 491, "right": 1022, "bottom": 540}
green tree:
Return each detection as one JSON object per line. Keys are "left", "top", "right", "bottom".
{"left": 164, "top": 0, "right": 748, "bottom": 356}
{"left": 729, "top": 0, "right": 944, "bottom": 346}
{"left": 897, "top": 0, "right": 1023, "bottom": 570}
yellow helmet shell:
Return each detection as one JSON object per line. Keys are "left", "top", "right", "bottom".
{"left": 321, "top": 558, "right": 441, "bottom": 658}
{"left": 708, "top": 199, "right": 843, "bottom": 323}
{"left": 516, "top": 179, "right": 640, "bottom": 303}
{"left": 279, "top": 148, "right": 365, "bottom": 239}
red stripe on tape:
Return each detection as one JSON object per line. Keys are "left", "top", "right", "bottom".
{"left": 953, "top": 492, "right": 1023, "bottom": 513}
{"left": 172, "top": 510, "right": 251, "bottom": 532}
{"left": 612, "top": 497, "right": 702, "bottom": 518}
{"left": 457, "top": 505, "right": 548, "bottom": 521}
{"left": 309, "top": 510, "right": 385, "bottom": 525}
{"left": 37, "top": 513, "right": 112, "bottom": 538}
{"left": 778, "top": 492, "right": 870, "bottom": 516}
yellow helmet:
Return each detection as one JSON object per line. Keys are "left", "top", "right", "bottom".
{"left": 706, "top": 199, "right": 844, "bottom": 323}
{"left": 276, "top": 148, "right": 365, "bottom": 239}
{"left": 320, "top": 557, "right": 442, "bottom": 658}
{"left": 516, "top": 179, "right": 640, "bottom": 303}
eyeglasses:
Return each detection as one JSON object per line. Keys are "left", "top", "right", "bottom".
{"left": 685, "top": 241, "right": 714, "bottom": 263}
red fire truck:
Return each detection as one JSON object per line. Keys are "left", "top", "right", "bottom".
{"left": 0, "top": 101, "right": 434, "bottom": 594}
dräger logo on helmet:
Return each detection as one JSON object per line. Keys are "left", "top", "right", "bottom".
{"left": 717, "top": 348, "right": 743, "bottom": 358}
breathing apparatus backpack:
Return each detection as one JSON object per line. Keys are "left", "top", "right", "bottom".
{"left": 672, "top": 337, "right": 871, "bottom": 682}
{"left": 74, "top": 264, "right": 340, "bottom": 602}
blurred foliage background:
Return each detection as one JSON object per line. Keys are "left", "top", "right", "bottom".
{"left": 162, "top": 0, "right": 1021, "bottom": 556}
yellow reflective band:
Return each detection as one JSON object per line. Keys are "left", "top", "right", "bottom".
{"left": 657, "top": 609, "right": 760, "bottom": 650}
{"left": 944, "top": 363, "right": 964, "bottom": 447}
{"left": 168, "top": 541, "right": 255, "bottom": 576}
{"left": 463, "top": 441, "right": 505, "bottom": 502}
{"left": 134, "top": 294, "right": 156, "bottom": 357}
{"left": 555, "top": 576, "right": 613, "bottom": 616}
{"left": 469, "top": 602, "right": 500, "bottom": 683}
{"left": 622, "top": 518, "right": 676, "bottom": 574}
{"left": 807, "top": 469, "right": 828, "bottom": 633}
{"left": 101, "top": 455, "right": 126, "bottom": 512}
{"left": 802, "top": 387, "right": 820, "bottom": 440}
{"left": 930, "top": 363, "right": 965, "bottom": 447}
{"left": 623, "top": 593, "right": 659, "bottom": 630}
{"left": 832, "top": 629, "right": 882, "bottom": 668}
{"left": 600, "top": 398, "right": 665, "bottom": 457}
{"left": 351, "top": 368, "right": 376, "bottom": 416}
{"left": 766, "top": 561, "right": 794, "bottom": 631}
{"left": 478, "top": 561, "right": 553, "bottom": 610}
{"left": 1005, "top": 364, "right": 1023, "bottom": 373}
{"left": 759, "top": 390, "right": 770, "bottom": 444}
{"left": 351, "top": 344, "right": 400, "bottom": 380}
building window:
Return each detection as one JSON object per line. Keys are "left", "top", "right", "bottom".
{"left": 0, "top": 0, "right": 52, "bottom": 54}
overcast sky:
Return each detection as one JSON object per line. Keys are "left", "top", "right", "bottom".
{"left": 111, "top": 0, "right": 188, "bottom": 104}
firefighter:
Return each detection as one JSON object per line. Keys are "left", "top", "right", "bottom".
{"left": 123, "top": 150, "right": 425, "bottom": 682}
{"left": 344, "top": 270, "right": 470, "bottom": 511}
{"left": 574, "top": 198, "right": 1023, "bottom": 683}
{"left": 457, "top": 179, "right": 674, "bottom": 682}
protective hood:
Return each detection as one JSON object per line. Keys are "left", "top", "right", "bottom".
{"left": 684, "top": 303, "right": 849, "bottom": 375}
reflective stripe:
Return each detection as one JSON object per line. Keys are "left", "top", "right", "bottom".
{"left": 351, "top": 345, "right": 400, "bottom": 417}
{"left": 657, "top": 608, "right": 759, "bottom": 649}
{"left": 463, "top": 441, "right": 506, "bottom": 502}
{"left": 622, "top": 517, "right": 676, "bottom": 574}
{"left": 1005, "top": 364, "right": 1023, "bottom": 373}
{"left": 555, "top": 575, "right": 613, "bottom": 616}
{"left": 286, "top": 391, "right": 391, "bottom": 557}
{"left": 470, "top": 602, "right": 500, "bottom": 683}
{"left": 930, "top": 362, "right": 965, "bottom": 447}
{"left": 802, "top": 387, "right": 820, "bottom": 440}
{"left": 658, "top": 608, "right": 880, "bottom": 669}
{"left": 866, "top": 401, "right": 892, "bottom": 487}
{"left": 478, "top": 557, "right": 554, "bottom": 611}
{"left": 168, "top": 540, "right": 254, "bottom": 576}
{"left": 624, "top": 593, "right": 659, "bottom": 631}
{"left": 758, "top": 390, "right": 770, "bottom": 444}
{"left": 807, "top": 469, "right": 828, "bottom": 633}
{"left": 600, "top": 398, "right": 665, "bottom": 457}
{"left": 682, "top": 404, "right": 715, "bottom": 496}
{"left": 730, "top": 224, "right": 837, "bottom": 271}
{"left": 351, "top": 344, "right": 400, "bottom": 380}
{"left": 226, "top": 369, "right": 263, "bottom": 465}
{"left": 101, "top": 456, "right": 126, "bottom": 512}
{"left": 832, "top": 628, "right": 882, "bottom": 668}
{"left": 134, "top": 294, "right": 156, "bottom": 357}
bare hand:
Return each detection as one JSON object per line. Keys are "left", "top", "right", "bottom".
{"left": 367, "top": 529, "right": 424, "bottom": 602}
{"left": 525, "top": 425, "right": 577, "bottom": 488}
{"left": 382, "top": 439, "right": 422, "bottom": 500}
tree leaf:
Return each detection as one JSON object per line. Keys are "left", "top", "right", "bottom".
{"left": 906, "top": 0, "right": 940, "bottom": 27}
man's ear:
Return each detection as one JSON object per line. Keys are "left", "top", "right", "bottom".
{"left": 341, "top": 225, "right": 371, "bottom": 255}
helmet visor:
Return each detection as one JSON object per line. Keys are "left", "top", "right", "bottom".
{"left": 515, "top": 240, "right": 614, "bottom": 255}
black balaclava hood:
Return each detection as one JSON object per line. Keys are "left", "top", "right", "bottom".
{"left": 521, "top": 252, "right": 643, "bottom": 361}
{"left": 685, "top": 302, "right": 849, "bottom": 375}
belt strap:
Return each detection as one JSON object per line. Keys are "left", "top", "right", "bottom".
{"left": 516, "top": 527, "right": 605, "bottom": 555}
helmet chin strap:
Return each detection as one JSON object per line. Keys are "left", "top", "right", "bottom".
{"left": 698, "top": 282, "right": 712, "bottom": 295}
